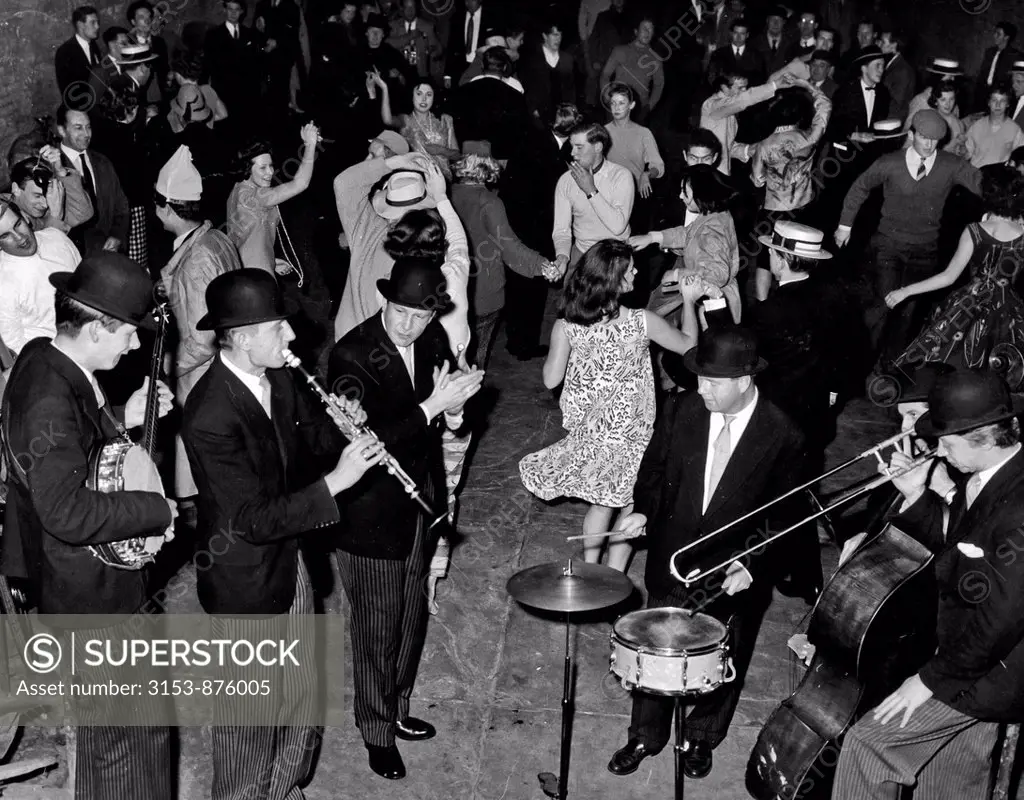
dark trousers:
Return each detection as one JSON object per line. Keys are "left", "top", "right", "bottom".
{"left": 336, "top": 517, "right": 431, "bottom": 747}
{"left": 211, "top": 558, "right": 319, "bottom": 800}
{"left": 629, "top": 587, "right": 772, "bottom": 750}
{"left": 503, "top": 267, "right": 548, "bottom": 355}
{"left": 864, "top": 235, "right": 939, "bottom": 368}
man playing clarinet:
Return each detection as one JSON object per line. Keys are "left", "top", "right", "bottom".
{"left": 182, "top": 269, "right": 384, "bottom": 800}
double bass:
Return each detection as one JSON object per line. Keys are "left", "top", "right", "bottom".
{"left": 745, "top": 488, "right": 937, "bottom": 799}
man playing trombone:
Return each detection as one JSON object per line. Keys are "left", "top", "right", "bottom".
{"left": 833, "top": 369, "right": 1024, "bottom": 800}
{"left": 607, "top": 326, "right": 808, "bottom": 780}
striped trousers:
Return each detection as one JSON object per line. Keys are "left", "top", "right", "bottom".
{"left": 336, "top": 516, "right": 431, "bottom": 748}
{"left": 210, "top": 557, "right": 319, "bottom": 800}
{"left": 832, "top": 696, "right": 999, "bottom": 800}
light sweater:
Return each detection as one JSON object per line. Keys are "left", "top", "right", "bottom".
{"left": 0, "top": 228, "right": 81, "bottom": 353}
{"left": 552, "top": 159, "right": 634, "bottom": 259}
{"left": 604, "top": 121, "right": 665, "bottom": 183}
{"left": 965, "top": 117, "right": 1024, "bottom": 168}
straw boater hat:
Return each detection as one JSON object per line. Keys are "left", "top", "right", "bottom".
{"left": 117, "top": 43, "right": 158, "bottom": 66}
{"left": 758, "top": 220, "right": 833, "bottom": 260}
{"left": 1013, "top": 60, "right": 1024, "bottom": 74}
{"left": 926, "top": 58, "right": 964, "bottom": 77}
{"left": 871, "top": 118, "right": 905, "bottom": 139}
{"left": 370, "top": 170, "right": 435, "bottom": 220}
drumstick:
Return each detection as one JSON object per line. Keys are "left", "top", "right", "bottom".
{"left": 565, "top": 531, "right": 632, "bottom": 541}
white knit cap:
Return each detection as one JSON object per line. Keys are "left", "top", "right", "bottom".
{"left": 155, "top": 145, "right": 202, "bottom": 202}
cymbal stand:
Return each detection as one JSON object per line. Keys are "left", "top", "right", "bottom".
{"left": 538, "top": 606, "right": 575, "bottom": 799}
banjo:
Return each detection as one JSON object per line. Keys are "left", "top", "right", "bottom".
{"left": 85, "top": 298, "right": 171, "bottom": 570}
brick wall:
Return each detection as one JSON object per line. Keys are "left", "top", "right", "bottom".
{"left": 0, "top": 0, "right": 214, "bottom": 185}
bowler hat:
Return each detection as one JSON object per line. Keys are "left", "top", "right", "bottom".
{"left": 915, "top": 369, "right": 1024, "bottom": 438}
{"left": 50, "top": 253, "right": 156, "bottom": 330}
{"left": 851, "top": 45, "right": 885, "bottom": 68}
{"left": 682, "top": 326, "right": 767, "bottom": 379}
{"left": 196, "top": 269, "right": 288, "bottom": 330}
{"left": 377, "top": 257, "right": 451, "bottom": 311}
{"left": 869, "top": 361, "right": 954, "bottom": 407}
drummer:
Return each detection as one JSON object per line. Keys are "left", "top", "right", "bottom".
{"left": 608, "top": 327, "right": 809, "bottom": 780}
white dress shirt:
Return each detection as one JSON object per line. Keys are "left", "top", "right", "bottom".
{"left": 76, "top": 33, "right": 94, "bottom": 64}
{"left": 60, "top": 144, "right": 94, "bottom": 182}
{"left": 905, "top": 147, "right": 937, "bottom": 180}
{"left": 987, "top": 50, "right": 1002, "bottom": 86}
{"left": 226, "top": 21, "right": 239, "bottom": 39}
{"left": 543, "top": 46, "right": 560, "bottom": 68}
{"left": 464, "top": 8, "right": 482, "bottom": 62}
{"left": 968, "top": 444, "right": 1022, "bottom": 508}
{"left": 702, "top": 388, "right": 759, "bottom": 513}
{"left": 405, "top": 19, "right": 417, "bottom": 32}
{"left": 734, "top": 45, "right": 745, "bottom": 58}
{"left": 220, "top": 352, "right": 271, "bottom": 417}
{"left": 0, "top": 229, "right": 81, "bottom": 354}
{"left": 861, "top": 80, "right": 876, "bottom": 127}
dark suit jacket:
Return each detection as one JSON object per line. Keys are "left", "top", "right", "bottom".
{"left": 449, "top": 75, "right": 532, "bottom": 160}
{"left": 826, "top": 78, "right": 891, "bottom": 143}
{"left": 499, "top": 128, "right": 568, "bottom": 258}
{"left": 387, "top": 17, "right": 442, "bottom": 78}
{"left": 327, "top": 313, "right": 451, "bottom": 560}
{"left": 752, "top": 32, "right": 797, "bottom": 77}
{"left": 60, "top": 148, "right": 130, "bottom": 257}
{"left": 54, "top": 36, "right": 102, "bottom": 99}
{"left": 1, "top": 338, "right": 172, "bottom": 619}
{"left": 633, "top": 391, "right": 807, "bottom": 599}
{"left": 519, "top": 49, "right": 578, "bottom": 128}
{"left": 708, "top": 44, "right": 767, "bottom": 85}
{"left": 205, "top": 22, "right": 265, "bottom": 120}
{"left": 883, "top": 52, "right": 916, "bottom": 123}
{"left": 892, "top": 449, "right": 1024, "bottom": 721}
{"left": 445, "top": 5, "right": 500, "bottom": 79}
{"left": 975, "top": 46, "right": 1023, "bottom": 110}
{"left": 182, "top": 355, "right": 345, "bottom": 615}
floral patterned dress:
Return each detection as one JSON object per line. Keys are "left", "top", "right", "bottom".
{"left": 894, "top": 223, "right": 1024, "bottom": 389}
{"left": 519, "top": 308, "right": 656, "bottom": 507}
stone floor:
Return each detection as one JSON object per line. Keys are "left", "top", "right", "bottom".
{"left": 0, "top": 309, "right": 952, "bottom": 799}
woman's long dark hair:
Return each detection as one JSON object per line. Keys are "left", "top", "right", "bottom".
{"left": 383, "top": 208, "right": 447, "bottom": 261}
{"left": 559, "top": 239, "right": 633, "bottom": 326}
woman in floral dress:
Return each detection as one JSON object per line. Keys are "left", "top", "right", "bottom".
{"left": 372, "top": 72, "right": 460, "bottom": 180}
{"left": 519, "top": 240, "right": 709, "bottom": 571}
{"left": 886, "top": 165, "right": 1024, "bottom": 389}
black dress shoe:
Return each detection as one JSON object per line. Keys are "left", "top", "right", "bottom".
{"left": 367, "top": 744, "right": 406, "bottom": 780}
{"left": 395, "top": 716, "right": 436, "bottom": 741}
{"left": 607, "top": 739, "right": 663, "bottom": 776}
{"left": 682, "top": 740, "right": 712, "bottom": 779}
{"left": 516, "top": 345, "right": 549, "bottom": 362}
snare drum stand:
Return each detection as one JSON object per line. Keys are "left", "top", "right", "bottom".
{"left": 672, "top": 695, "right": 689, "bottom": 800}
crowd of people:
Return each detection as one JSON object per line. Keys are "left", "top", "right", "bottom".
{"left": 2, "top": 0, "right": 1024, "bottom": 797}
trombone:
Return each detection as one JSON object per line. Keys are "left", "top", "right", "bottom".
{"left": 669, "top": 429, "right": 936, "bottom": 587}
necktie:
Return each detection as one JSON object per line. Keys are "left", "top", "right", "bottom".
{"left": 706, "top": 415, "right": 735, "bottom": 510}
{"left": 232, "top": 24, "right": 238, "bottom": 40}
{"left": 407, "top": 21, "right": 412, "bottom": 33}
{"left": 966, "top": 474, "right": 983, "bottom": 509}
{"left": 258, "top": 374, "right": 273, "bottom": 418}
{"left": 734, "top": 47, "right": 740, "bottom": 58}
{"left": 79, "top": 154, "right": 96, "bottom": 200}
{"left": 916, "top": 160, "right": 927, "bottom": 180}
{"left": 466, "top": 13, "right": 474, "bottom": 52}
{"left": 770, "top": 39, "right": 777, "bottom": 53}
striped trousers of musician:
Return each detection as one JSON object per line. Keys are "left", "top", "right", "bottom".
{"left": 59, "top": 619, "right": 173, "bottom": 800}
{"left": 211, "top": 556, "right": 319, "bottom": 800}
{"left": 336, "top": 515, "right": 431, "bottom": 748}
{"left": 832, "top": 696, "right": 999, "bottom": 800}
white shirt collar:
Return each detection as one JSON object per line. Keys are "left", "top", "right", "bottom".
{"left": 734, "top": 45, "right": 744, "bottom": 55}
{"left": 172, "top": 225, "right": 202, "bottom": 252}
{"left": 50, "top": 341, "right": 105, "bottom": 407}
{"left": 778, "top": 274, "right": 810, "bottom": 286}
{"left": 905, "top": 146, "right": 937, "bottom": 178}
{"left": 972, "top": 444, "right": 1022, "bottom": 499}
{"left": 75, "top": 33, "right": 93, "bottom": 58}
{"left": 219, "top": 351, "right": 267, "bottom": 409}
{"left": 61, "top": 143, "right": 89, "bottom": 167}
{"left": 405, "top": 19, "right": 416, "bottom": 30}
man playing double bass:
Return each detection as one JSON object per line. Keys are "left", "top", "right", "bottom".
{"left": 833, "top": 369, "right": 1024, "bottom": 799}
{"left": 1, "top": 253, "right": 177, "bottom": 798}
{"left": 609, "top": 326, "right": 809, "bottom": 780}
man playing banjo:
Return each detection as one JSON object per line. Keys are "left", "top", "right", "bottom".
{"left": 1, "top": 252, "right": 178, "bottom": 799}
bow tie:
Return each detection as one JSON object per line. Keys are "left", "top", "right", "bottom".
{"left": 863, "top": 86, "right": 876, "bottom": 92}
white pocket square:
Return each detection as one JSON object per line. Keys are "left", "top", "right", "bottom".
{"left": 957, "top": 543, "right": 985, "bottom": 559}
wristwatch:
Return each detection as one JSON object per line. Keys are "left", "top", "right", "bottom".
{"left": 585, "top": 190, "right": 596, "bottom": 199}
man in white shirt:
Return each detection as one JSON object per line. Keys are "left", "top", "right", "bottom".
{"left": 0, "top": 200, "right": 81, "bottom": 354}
{"left": 701, "top": 71, "right": 790, "bottom": 175}
{"left": 552, "top": 122, "right": 634, "bottom": 275}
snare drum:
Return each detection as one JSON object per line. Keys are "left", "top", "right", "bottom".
{"left": 609, "top": 608, "right": 735, "bottom": 696}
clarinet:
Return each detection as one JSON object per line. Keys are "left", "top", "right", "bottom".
{"left": 281, "top": 349, "right": 446, "bottom": 529}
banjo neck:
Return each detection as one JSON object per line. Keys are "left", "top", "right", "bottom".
{"left": 141, "top": 301, "right": 170, "bottom": 457}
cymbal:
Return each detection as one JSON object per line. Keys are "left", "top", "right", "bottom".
{"left": 506, "top": 560, "right": 634, "bottom": 613}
